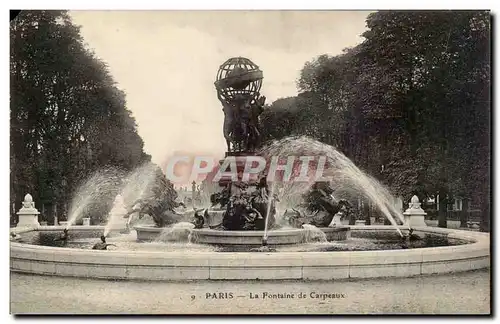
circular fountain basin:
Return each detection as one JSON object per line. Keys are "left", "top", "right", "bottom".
{"left": 134, "top": 225, "right": 351, "bottom": 245}
{"left": 10, "top": 225, "right": 490, "bottom": 281}
{"left": 192, "top": 228, "right": 305, "bottom": 245}
{"left": 135, "top": 225, "right": 306, "bottom": 245}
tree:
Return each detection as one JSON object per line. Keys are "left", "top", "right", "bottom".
{"left": 360, "top": 11, "right": 490, "bottom": 229}
{"left": 260, "top": 11, "right": 490, "bottom": 230}
{"left": 10, "top": 10, "right": 151, "bottom": 222}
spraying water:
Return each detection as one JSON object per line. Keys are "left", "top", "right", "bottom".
{"left": 121, "top": 162, "right": 159, "bottom": 207}
{"left": 125, "top": 202, "right": 142, "bottom": 228}
{"left": 103, "top": 194, "right": 128, "bottom": 237}
{"left": 261, "top": 136, "right": 407, "bottom": 237}
{"left": 66, "top": 168, "right": 122, "bottom": 230}
{"left": 262, "top": 181, "right": 276, "bottom": 243}
{"left": 155, "top": 222, "right": 196, "bottom": 243}
{"left": 301, "top": 224, "right": 328, "bottom": 243}
{"left": 106, "top": 162, "right": 163, "bottom": 232}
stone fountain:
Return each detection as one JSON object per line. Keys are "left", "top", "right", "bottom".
{"left": 135, "top": 57, "right": 351, "bottom": 246}
{"left": 9, "top": 57, "right": 489, "bottom": 279}
{"left": 9, "top": 62, "right": 490, "bottom": 281}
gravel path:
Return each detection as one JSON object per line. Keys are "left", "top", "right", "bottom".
{"left": 10, "top": 269, "right": 490, "bottom": 315}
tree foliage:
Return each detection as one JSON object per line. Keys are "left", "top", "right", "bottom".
{"left": 261, "top": 11, "right": 490, "bottom": 230}
{"left": 10, "top": 10, "right": 154, "bottom": 223}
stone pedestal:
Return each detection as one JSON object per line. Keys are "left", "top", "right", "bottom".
{"left": 403, "top": 195, "right": 427, "bottom": 227}
{"left": 16, "top": 194, "right": 40, "bottom": 228}
{"left": 82, "top": 218, "right": 91, "bottom": 226}
{"left": 217, "top": 153, "right": 257, "bottom": 187}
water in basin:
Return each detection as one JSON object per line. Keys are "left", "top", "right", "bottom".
{"left": 16, "top": 229, "right": 468, "bottom": 253}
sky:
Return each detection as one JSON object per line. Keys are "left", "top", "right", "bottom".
{"left": 69, "top": 10, "right": 370, "bottom": 168}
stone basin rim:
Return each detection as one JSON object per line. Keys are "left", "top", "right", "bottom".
{"left": 10, "top": 226, "right": 489, "bottom": 280}
{"left": 133, "top": 225, "right": 351, "bottom": 244}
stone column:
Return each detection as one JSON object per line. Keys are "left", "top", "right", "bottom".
{"left": 403, "top": 195, "right": 427, "bottom": 227}
{"left": 16, "top": 194, "right": 40, "bottom": 228}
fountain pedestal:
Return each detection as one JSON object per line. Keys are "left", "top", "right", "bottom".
{"left": 217, "top": 153, "right": 253, "bottom": 187}
{"left": 403, "top": 195, "right": 427, "bottom": 227}
{"left": 215, "top": 153, "right": 276, "bottom": 231}
{"left": 16, "top": 194, "right": 40, "bottom": 228}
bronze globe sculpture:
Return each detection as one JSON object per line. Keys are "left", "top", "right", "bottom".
{"left": 215, "top": 57, "right": 263, "bottom": 103}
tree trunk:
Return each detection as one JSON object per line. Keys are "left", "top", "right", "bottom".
{"left": 460, "top": 198, "right": 469, "bottom": 228}
{"left": 438, "top": 194, "right": 448, "bottom": 228}
{"left": 363, "top": 201, "right": 371, "bottom": 225}
{"left": 348, "top": 200, "right": 357, "bottom": 225}
{"left": 480, "top": 204, "right": 490, "bottom": 232}
{"left": 480, "top": 192, "right": 490, "bottom": 232}
{"left": 53, "top": 203, "right": 58, "bottom": 225}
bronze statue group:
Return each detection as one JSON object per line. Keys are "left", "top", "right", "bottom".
{"left": 218, "top": 88, "right": 266, "bottom": 153}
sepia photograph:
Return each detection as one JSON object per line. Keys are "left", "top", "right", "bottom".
{"left": 9, "top": 7, "right": 491, "bottom": 315}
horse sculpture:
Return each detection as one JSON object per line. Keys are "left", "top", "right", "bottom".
{"left": 286, "top": 199, "right": 352, "bottom": 228}
{"left": 122, "top": 199, "right": 186, "bottom": 228}
{"left": 285, "top": 182, "right": 353, "bottom": 228}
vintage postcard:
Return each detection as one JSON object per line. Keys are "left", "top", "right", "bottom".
{"left": 9, "top": 9, "right": 491, "bottom": 315}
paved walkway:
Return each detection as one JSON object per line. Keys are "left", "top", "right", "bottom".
{"left": 10, "top": 269, "right": 490, "bottom": 315}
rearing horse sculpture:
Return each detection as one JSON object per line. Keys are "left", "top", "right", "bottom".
{"left": 287, "top": 199, "right": 352, "bottom": 228}
{"left": 285, "top": 181, "right": 353, "bottom": 228}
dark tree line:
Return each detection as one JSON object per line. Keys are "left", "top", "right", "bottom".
{"left": 260, "top": 11, "right": 490, "bottom": 230}
{"left": 10, "top": 10, "right": 176, "bottom": 224}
